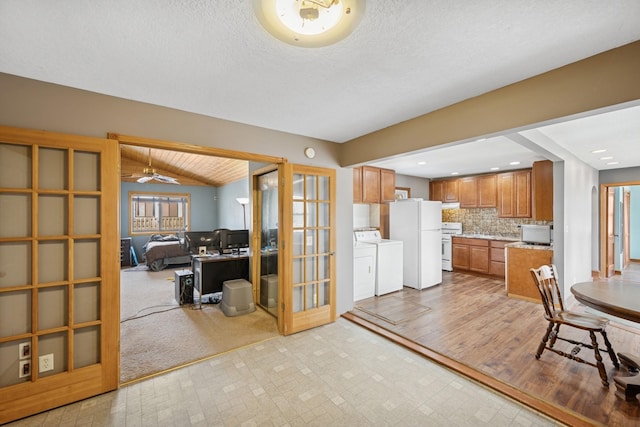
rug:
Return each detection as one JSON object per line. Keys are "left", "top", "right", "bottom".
{"left": 123, "top": 263, "right": 150, "bottom": 272}
{"left": 120, "top": 267, "right": 279, "bottom": 383}
{"left": 355, "top": 293, "right": 431, "bottom": 325}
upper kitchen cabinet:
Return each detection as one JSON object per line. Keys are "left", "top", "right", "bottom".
{"left": 353, "top": 166, "right": 395, "bottom": 204}
{"left": 380, "top": 168, "right": 396, "bottom": 202}
{"left": 430, "top": 179, "right": 459, "bottom": 202}
{"left": 430, "top": 180, "right": 443, "bottom": 202}
{"left": 497, "top": 170, "right": 531, "bottom": 218}
{"left": 531, "top": 160, "right": 553, "bottom": 221}
{"left": 353, "top": 166, "right": 363, "bottom": 203}
{"left": 459, "top": 174, "right": 497, "bottom": 208}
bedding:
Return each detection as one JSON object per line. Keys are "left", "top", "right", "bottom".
{"left": 143, "top": 234, "right": 191, "bottom": 271}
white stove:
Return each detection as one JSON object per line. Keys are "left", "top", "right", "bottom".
{"left": 442, "top": 222, "right": 462, "bottom": 271}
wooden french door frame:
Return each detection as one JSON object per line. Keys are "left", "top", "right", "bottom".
{"left": 599, "top": 181, "right": 640, "bottom": 278}
{"left": 280, "top": 163, "right": 336, "bottom": 335}
{"left": 0, "top": 126, "right": 120, "bottom": 424}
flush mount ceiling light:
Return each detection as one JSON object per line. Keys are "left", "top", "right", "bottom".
{"left": 253, "top": 0, "right": 364, "bottom": 47}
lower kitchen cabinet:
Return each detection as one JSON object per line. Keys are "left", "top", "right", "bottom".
{"left": 505, "top": 246, "right": 553, "bottom": 302}
{"left": 453, "top": 237, "right": 511, "bottom": 278}
{"left": 489, "top": 240, "right": 506, "bottom": 277}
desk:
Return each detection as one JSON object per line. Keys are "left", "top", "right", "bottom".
{"left": 192, "top": 254, "right": 249, "bottom": 296}
{"left": 571, "top": 280, "right": 640, "bottom": 401}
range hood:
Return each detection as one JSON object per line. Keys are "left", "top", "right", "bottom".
{"left": 441, "top": 202, "right": 460, "bottom": 209}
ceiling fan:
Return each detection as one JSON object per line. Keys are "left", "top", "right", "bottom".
{"left": 127, "top": 148, "right": 180, "bottom": 185}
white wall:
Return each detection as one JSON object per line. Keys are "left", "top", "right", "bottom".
{"left": 395, "top": 174, "right": 430, "bottom": 200}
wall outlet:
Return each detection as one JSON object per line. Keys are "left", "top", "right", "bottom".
{"left": 39, "top": 353, "right": 54, "bottom": 373}
{"left": 19, "top": 360, "right": 31, "bottom": 378}
{"left": 19, "top": 342, "right": 30, "bottom": 360}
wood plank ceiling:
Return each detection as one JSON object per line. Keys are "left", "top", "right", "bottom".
{"left": 120, "top": 145, "right": 248, "bottom": 187}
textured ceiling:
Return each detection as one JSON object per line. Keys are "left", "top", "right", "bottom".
{"left": 1, "top": 1, "right": 639, "bottom": 178}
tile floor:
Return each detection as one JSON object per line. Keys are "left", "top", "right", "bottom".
{"left": 6, "top": 318, "right": 559, "bottom": 426}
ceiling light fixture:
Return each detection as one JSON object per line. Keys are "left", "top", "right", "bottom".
{"left": 600, "top": 156, "right": 614, "bottom": 160}
{"left": 591, "top": 149, "right": 607, "bottom": 154}
{"left": 418, "top": 161, "right": 426, "bottom": 165}
{"left": 253, "top": 0, "right": 365, "bottom": 48}
{"left": 490, "top": 167, "right": 500, "bottom": 171}
{"left": 509, "top": 161, "right": 521, "bottom": 166}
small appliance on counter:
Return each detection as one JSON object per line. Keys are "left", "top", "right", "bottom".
{"left": 520, "top": 224, "right": 552, "bottom": 245}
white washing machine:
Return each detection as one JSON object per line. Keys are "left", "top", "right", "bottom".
{"left": 354, "top": 230, "right": 404, "bottom": 296}
{"left": 353, "top": 238, "right": 377, "bottom": 301}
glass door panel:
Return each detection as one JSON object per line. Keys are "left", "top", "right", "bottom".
{"left": 281, "top": 164, "right": 335, "bottom": 335}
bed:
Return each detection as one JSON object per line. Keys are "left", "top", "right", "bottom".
{"left": 143, "top": 234, "right": 192, "bottom": 271}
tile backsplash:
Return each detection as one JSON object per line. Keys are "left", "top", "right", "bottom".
{"left": 442, "top": 208, "right": 552, "bottom": 237}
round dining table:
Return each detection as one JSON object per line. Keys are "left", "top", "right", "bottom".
{"left": 571, "top": 279, "right": 640, "bottom": 402}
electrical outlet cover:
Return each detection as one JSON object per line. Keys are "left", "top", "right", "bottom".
{"left": 39, "top": 353, "right": 54, "bottom": 373}
{"left": 19, "top": 360, "right": 30, "bottom": 378}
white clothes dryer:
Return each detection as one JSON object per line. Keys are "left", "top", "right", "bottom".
{"left": 354, "top": 230, "right": 404, "bottom": 296}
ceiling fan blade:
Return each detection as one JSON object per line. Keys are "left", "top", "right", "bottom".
{"left": 153, "top": 174, "right": 180, "bottom": 184}
{"left": 137, "top": 176, "right": 153, "bottom": 183}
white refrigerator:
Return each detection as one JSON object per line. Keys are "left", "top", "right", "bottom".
{"left": 389, "top": 199, "right": 443, "bottom": 289}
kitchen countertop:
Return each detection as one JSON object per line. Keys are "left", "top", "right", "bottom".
{"left": 505, "top": 241, "right": 554, "bottom": 250}
{"left": 457, "top": 234, "right": 520, "bottom": 242}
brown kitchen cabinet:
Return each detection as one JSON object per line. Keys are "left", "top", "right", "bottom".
{"left": 452, "top": 237, "right": 489, "bottom": 274}
{"left": 497, "top": 170, "right": 531, "bottom": 218}
{"left": 443, "top": 179, "right": 459, "bottom": 202}
{"left": 430, "top": 180, "right": 443, "bottom": 201}
{"left": 354, "top": 166, "right": 395, "bottom": 204}
{"left": 489, "top": 240, "right": 506, "bottom": 277}
{"left": 458, "top": 174, "right": 497, "bottom": 208}
{"left": 532, "top": 160, "right": 553, "bottom": 221}
{"left": 353, "top": 167, "right": 363, "bottom": 203}
{"left": 380, "top": 167, "right": 396, "bottom": 202}
{"left": 506, "top": 246, "right": 553, "bottom": 302}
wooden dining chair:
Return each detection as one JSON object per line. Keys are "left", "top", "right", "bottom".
{"left": 530, "top": 264, "right": 619, "bottom": 386}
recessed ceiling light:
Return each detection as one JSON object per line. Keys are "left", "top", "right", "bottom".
{"left": 451, "top": 172, "right": 459, "bottom": 175}
{"left": 417, "top": 161, "right": 426, "bottom": 165}
{"left": 607, "top": 161, "right": 620, "bottom": 165}
{"left": 476, "top": 138, "right": 487, "bottom": 142}
{"left": 509, "top": 161, "right": 521, "bottom": 166}
{"left": 600, "top": 156, "right": 613, "bottom": 160}
{"left": 490, "top": 167, "right": 500, "bottom": 171}
{"left": 591, "top": 149, "right": 607, "bottom": 154}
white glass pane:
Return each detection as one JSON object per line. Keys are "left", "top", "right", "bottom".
{"left": 0, "top": 242, "right": 31, "bottom": 288}
{"left": 74, "top": 151, "right": 100, "bottom": 191}
{"left": 293, "top": 202, "right": 304, "bottom": 227}
{"left": 318, "top": 255, "right": 329, "bottom": 280}
{"left": 0, "top": 290, "right": 31, "bottom": 337}
{"left": 74, "top": 282, "right": 100, "bottom": 323}
{"left": 74, "top": 239, "right": 100, "bottom": 279}
{"left": 306, "top": 175, "right": 316, "bottom": 200}
{"left": 38, "top": 332, "right": 67, "bottom": 377}
{"left": 293, "top": 285, "right": 303, "bottom": 312}
{"left": 305, "top": 256, "right": 316, "bottom": 282}
{"left": 0, "top": 194, "right": 31, "bottom": 238}
{"left": 305, "top": 229, "right": 316, "bottom": 255}
{"left": 0, "top": 143, "right": 31, "bottom": 189}
{"left": 318, "top": 281, "right": 329, "bottom": 306}
{"left": 306, "top": 283, "right": 317, "bottom": 309}
{"left": 318, "top": 202, "right": 329, "bottom": 227}
{"left": 293, "top": 258, "right": 303, "bottom": 284}
{"left": 305, "top": 202, "right": 317, "bottom": 227}
{"left": 318, "top": 229, "right": 329, "bottom": 253}
{"left": 38, "top": 195, "right": 68, "bottom": 236}
{"left": 38, "top": 287, "right": 68, "bottom": 330}
{"left": 293, "top": 230, "right": 304, "bottom": 256}
{"left": 74, "top": 326, "right": 100, "bottom": 368}
{"left": 318, "top": 175, "right": 329, "bottom": 200}
{"left": 74, "top": 196, "right": 100, "bottom": 235}
{"left": 38, "top": 241, "right": 68, "bottom": 283}
{"left": 293, "top": 174, "right": 304, "bottom": 200}
{"left": 39, "top": 148, "right": 67, "bottom": 190}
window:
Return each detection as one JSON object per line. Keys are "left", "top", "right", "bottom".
{"left": 129, "top": 192, "right": 190, "bottom": 234}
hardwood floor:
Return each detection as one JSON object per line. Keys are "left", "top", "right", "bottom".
{"left": 344, "top": 265, "right": 640, "bottom": 426}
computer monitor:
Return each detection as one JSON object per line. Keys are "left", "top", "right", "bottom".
{"left": 184, "top": 231, "right": 217, "bottom": 254}
{"left": 220, "top": 229, "right": 250, "bottom": 254}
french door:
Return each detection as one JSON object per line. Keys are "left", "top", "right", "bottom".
{"left": 0, "top": 126, "right": 119, "bottom": 424}
{"left": 280, "top": 164, "right": 336, "bottom": 335}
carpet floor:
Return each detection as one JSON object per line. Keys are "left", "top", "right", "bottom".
{"left": 120, "top": 266, "right": 279, "bottom": 383}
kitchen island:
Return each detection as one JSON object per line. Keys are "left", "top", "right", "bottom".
{"left": 505, "top": 242, "right": 553, "bottom": 302}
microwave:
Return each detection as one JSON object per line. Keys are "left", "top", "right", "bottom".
{"left": 520, "top": 225, "right": 552, "bottom": 245}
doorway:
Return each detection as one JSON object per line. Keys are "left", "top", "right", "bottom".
{"left": 599, "top": 182, "right": 640, "bottom": 278}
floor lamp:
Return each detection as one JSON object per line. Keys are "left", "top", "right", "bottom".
{"left": 236, "top": 197, "right": 249, "bottom": 229}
